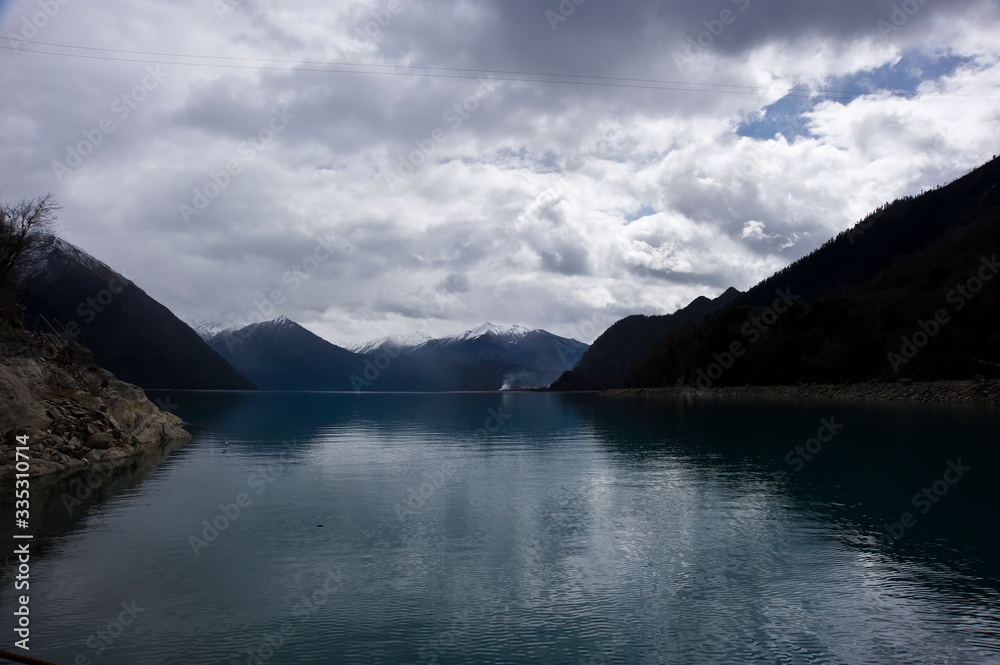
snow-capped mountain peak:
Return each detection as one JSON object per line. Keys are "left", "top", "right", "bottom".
{"left": 185, "top": 318, "right": 237, "bottom": 341}
{"left": 190, "top": 316, "right": 297, "bottom": 342}
{"left": 347, "top": 331, "right": 432, "bottom": 355}
{"left": 449, "top": 322, "right": 532, "bottom": 343}
{"left": 349, "top": 323, "right": 535, "bottom": 354}
{"left": 245, "top": 316, "right": 296, "bottom": 334}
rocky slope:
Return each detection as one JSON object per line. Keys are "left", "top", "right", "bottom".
{"left": 0, "top": 319, "right": 191, "bottom": 482}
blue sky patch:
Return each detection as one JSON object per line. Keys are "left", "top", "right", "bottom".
{"left": 625, "top": 204, "right": 657, "bottom": 224}
{"left": 738, "top": 51, "right": 973, "bottom": 141}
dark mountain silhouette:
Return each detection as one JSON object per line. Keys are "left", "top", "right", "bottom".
{"left": 624, "top": 155, "right": 1000, "bottom": 388}
{"left": 207, "top": 317, "right": 360, "bottom": 391}
{"left": 550, "top": 286, "right": 741, "bottom": 390}
{"left": 731, "top": 156, "right": 1000, "bottom": 309}
{"left": 14, "top": 235, "right": 256, "bottom": 390}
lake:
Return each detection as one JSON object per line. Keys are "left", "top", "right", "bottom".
{"left": 3, "top": 392, "right": 999, "bottom": 664}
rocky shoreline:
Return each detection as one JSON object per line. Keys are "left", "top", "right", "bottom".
{"left": 603, "top": 378, "right": 1000, "bottom": 405}
{"left": 0, "top": 320, "right": 191, "bottom": 483}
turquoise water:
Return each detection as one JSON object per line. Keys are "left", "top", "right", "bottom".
{"left": 3, "top": 392, "right": 999, "bottom": 664}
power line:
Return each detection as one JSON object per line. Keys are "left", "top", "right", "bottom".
{"left": 0, "top": 43, "right": 826, "bottom": 97}
{"left": 1, "top": 40, "right": 996, "bottom": 101}
{"left": 10, "top": 39, "right": 853, "bottom": 97}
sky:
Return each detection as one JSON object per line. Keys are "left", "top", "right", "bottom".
{"left": 1, "top": 0, "right": 998, "bottom": 346}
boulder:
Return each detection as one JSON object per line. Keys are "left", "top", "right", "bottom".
{"left": 85, "top": 432, "right": 114, "bottom": 450}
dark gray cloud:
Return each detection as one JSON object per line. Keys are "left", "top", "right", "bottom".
{"left": 1, "top": 0, "right": 997, "bottom": 344}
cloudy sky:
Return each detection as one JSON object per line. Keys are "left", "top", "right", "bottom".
{"left": 2, "top": 0, "right": 998, "bottom": 345}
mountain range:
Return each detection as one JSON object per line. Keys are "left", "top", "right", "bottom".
{"left": 206, "top": 319, "right": 587, "bottom": 391}
{"left": 9, "top": 237, "right": 585, "bottom": 392}
{"left": 10, "top": 156, "right": 998, "bottom": 395}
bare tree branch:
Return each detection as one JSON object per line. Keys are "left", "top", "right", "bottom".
{"left": 0, "top": 194, "right": 59, "bottom": 292}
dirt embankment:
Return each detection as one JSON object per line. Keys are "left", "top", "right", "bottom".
{"left": 604, "top": 379, "right": 1000, "bottom": 405}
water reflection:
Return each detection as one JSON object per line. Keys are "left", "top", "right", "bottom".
{"left": 1, "top": 391, "right": 997, "bottom": 664}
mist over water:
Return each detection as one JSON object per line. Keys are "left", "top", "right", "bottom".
{"left": 3, "top": 392, "right": 998, "bottom": 664}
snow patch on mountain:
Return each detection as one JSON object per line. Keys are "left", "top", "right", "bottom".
{"left": 18, "top": 234, "right": 130, "bottom": 286}
{"left": 445, "top": 322, "right": 532, "bottom": 343}
{"left": 200, "top": 316, "right": 301, "bottom": 345}
{"left": 185, "top": 318, "right": 237, "bottom": 341}
{"left": 348, "top": 331, "right": 432, "bottom": 355}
